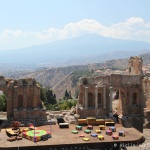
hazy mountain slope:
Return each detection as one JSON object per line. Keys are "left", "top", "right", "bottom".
{"left": 6, "top": 52, "right": 150, "bottom": 99}
{"left": 18, "top": 65, "right": 89, "bottom": 87}
{"left": 140, "top": 52, "right": 150, "bottom": 64}
{"left": 0, "top": 34, "right": 150, "bottom": 66}
{"left": 11, "top": 59, "right": 127, "bottom": 99}
{"left": 51, "top": 53, "right": 150, "bottom": 99}
{"left": 52, "top": 74, "right": 75, "bottom": 100}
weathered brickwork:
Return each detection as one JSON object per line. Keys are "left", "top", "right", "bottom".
{"left": 77, "top": 74, "right": 144, "bottom": 117}
{"left": 77, "top": 56, "right": 146, "bottom": 118}
{"left": 128, "top": 56, "right": 143, "bottom": 75}
{"left": 0, "top": 76, "right": 46, "bottom": 120}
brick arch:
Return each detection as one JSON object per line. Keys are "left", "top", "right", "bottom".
{"left": 83, "top": 78, "right": 88, "bottom": 85}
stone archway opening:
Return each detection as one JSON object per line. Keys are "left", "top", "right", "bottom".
{"left": 133, "top": 92, "right": 137, "bottom": 105}
{"left": 88, "top": 92, "right": 94, "bottom": 109}
{"left": 111, "top": 88, "right": 120, "bottom": 115}
{"left": 114, "top": 89, "right": 119, "bottom": 100}
{"left": 98, "top": 93, "right": 102, "bottom": 108}
{"left": 83, "top": 78, "right": 88, "bottom": 85}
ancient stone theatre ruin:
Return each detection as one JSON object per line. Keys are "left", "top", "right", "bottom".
{"left": 77, "top": 56, "right": 146, "bottom": 120}
{"left": 0, "top": 77, "right": 46, "bottom": 120}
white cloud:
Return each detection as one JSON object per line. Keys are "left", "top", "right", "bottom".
{"left": 0, "top": 17, "right": 150, "bottom": 50}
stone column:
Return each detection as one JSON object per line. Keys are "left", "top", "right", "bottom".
{"left": 103, "top": 85, "right": 106, "bottom": 109}
{"left": 77, "top": 95, "right": 79, "bottom": 108}
{"left": 119, "top": 89, "right": 123, "bottom": 114}
{"left": 77, "top": 83, "right": 80, "bottom": 108}
{"left": 149, "top": 81, "right": 150, "bottom": 98}
{"left": 147, "top": 80, "right": 150, "bottom": 97}
{"left": 23, "top": 87, "right": 27, "bottom": 108}
{"left": 109, "top": 86, "right": 113, "bottom": 117}
{"left": 84, "top": 87, "right": 88, "bottom": 109}
{"left": 95, "top": 85, "right": 98, "bottom": 109}
{"left": 145, "top": 81, "right": 148, "bottom": 94}
{"left": 33, "top": 87, "right": 36, "bottom": 108}
{"left": 7, "top": 96, "right": 13, "bottom": 118}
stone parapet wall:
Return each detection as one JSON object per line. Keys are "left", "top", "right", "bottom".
{"left": 14, "top": 109, "right": 46, "bottom": 120}
{"left": 77, "top": 109, "right": 106, "bottom": 118}
{"left": 79, "top": 74, "right": 141, "bottom": 86}
{"left": 77, "top": 57, "right": 145, "bottom": 118}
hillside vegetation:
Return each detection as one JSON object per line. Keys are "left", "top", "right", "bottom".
{"left": 9, "top": 59, "right": 127, "bottom": 99}
{"left": 6, "top": 53, "right": 150, "bottom": 99}
{"left": 140, "top": 52, "right": 150, "bottom": 64}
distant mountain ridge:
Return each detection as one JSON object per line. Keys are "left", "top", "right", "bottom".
{"left": 4, "top": 52, "right": 150, "bottom": 99}
{"left": 0, "top": 34, "right": 150, "bottom": 66}
{"left": 9, "top": 59, "right": 128, "bottom": 99}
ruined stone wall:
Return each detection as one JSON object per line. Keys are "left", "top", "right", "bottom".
{"left": 0, "top": 76, "right": 46, "bottom": 120}
{"left": 143, "top": 76, "right": 150, "bottom": 109}
{"left": 128, "top": 56, "right": 143, "bottom": 75}
{"left": 77, "top": 73, "right": 143, "bottom": 117}
{"left": 14, "top": 110, "right": 46, "bottom": 120}
{"left": 78, "top": 74, "right": 142, "bottom": 87}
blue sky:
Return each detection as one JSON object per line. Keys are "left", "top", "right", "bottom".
{"left": 0, "top": 0, "right": 150, "bottom": 50}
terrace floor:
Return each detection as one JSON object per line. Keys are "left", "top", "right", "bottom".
{"left": 0, "top": 124, "right": 143, "bottom": 150}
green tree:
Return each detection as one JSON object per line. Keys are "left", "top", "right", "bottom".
{"left": 63, "top": 89, "right": 72, "bottom": 100}
{"left": 74, "top": 87, "right": 79, "bottom": 98}
{"left": 40, "top": 87, "right": 47, "bottom": 102}
{"left": 68, "top": 91, "right": 72, "bottom": 99}
{"left": 46, "top": 89, "right": 57, "bottom": 104}
{"left": 65, "top": 90, "right": 69, "bottom": 97}
{"left": 0, "top": 94, "right": 6, "bottom": 111}
{"left": 59, "top": 101, "right": 70, "bottom": 110}
{"left": 40, "top": 85, "right": 57, "bottom": 105}
{"left": 53, "top": 94, "right": 56, "bottom": 99}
